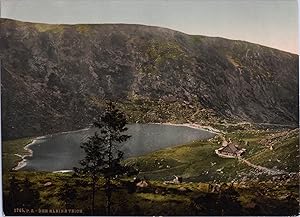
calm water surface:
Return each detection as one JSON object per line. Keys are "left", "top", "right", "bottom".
{"left": 22, "top": 124, "right": 215, "bottom": 171}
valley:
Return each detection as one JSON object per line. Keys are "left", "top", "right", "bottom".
{"left": 1, "top": 18, "right": 298, "bottom": 215}
{"left": 2, "top": 123, "right": 299, "bottom": 215}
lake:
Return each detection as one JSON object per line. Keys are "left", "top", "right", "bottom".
{"left": 20, "top": 124, "right": 215, "bottom": 171}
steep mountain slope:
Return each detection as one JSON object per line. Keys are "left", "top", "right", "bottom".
{"left": 0, "top": 19, "right": 298, "bottom": 139}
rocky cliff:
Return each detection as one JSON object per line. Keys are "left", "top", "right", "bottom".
{"left": 0, "top": 19, "right": 298, "bottom": 139}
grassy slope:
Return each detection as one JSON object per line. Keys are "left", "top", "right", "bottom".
{"left": 247, "top": 131, "right": 299, "bottom": 172}
{"left": 125, "top": 139, "right": 248, "bottom": 182}
{"left": 1, "top": 128, "right": 299, "bottom": 215}
{"left": 125, "top": 129, "right": 299, "bottom": 182}
{"left": 2, "top": 171, "right": 299, "bottom": 216}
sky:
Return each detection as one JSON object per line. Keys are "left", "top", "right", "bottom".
{"left": 0, "top": 0, "right": 298, "bottom": 54}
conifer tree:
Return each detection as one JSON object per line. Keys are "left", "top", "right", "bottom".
{"left": 75, "top": 102, "right": 137, "bottom": 215}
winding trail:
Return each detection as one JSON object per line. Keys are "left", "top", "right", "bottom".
{"left": 218, "top": 121, "right": 297, "bottom": 128}
{"left": 218, "top": 135, "right": 289, "bottom": 175}
{"left": 168, "top": 122, "right": 291, "bottom": 176}
{"left": 238, "top": 157, "right": 288, "bottom": 175}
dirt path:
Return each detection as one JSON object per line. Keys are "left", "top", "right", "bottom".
{"left": 219, "top": 121, "right": 297, "bottom": 128}
{"left": 190, "top": 108, "right": 200, "bottom": 120}
{"left": 238, "top": 157, "right": 288, "bottom": 175}
{"left": 218, "top": 136, "right": 288, "bottom": 176}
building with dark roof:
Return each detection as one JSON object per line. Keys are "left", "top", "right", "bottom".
{"left": 215, "top": 142, "right": 246, "bottom": 158}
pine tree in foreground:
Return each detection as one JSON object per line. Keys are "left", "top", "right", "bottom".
{"left": 74, "top": 102, "right": 138, "bottom": 215}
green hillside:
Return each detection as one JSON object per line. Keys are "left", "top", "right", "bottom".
{"left": 125, "top": 128, "right": 299, "bottom": 182}
{"left": 2, "top": 127, "right": 299, "bottom": 215}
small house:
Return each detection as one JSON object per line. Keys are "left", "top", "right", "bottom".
{"left": 215, "top": 142, "right": 246, "bottom": 158}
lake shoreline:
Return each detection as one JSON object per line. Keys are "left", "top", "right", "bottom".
{"left": 13, "top": 123, "right": 220, "bottom": 172}
{"left": 152, "top": 122, "right": 222, "bottom": 135}
{"left": 13, "top": 128, "right": 91, "bottom": 171}
{"left": 13, "top": 139, "right": 35, "bottom": 171}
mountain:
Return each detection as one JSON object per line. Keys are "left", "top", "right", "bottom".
{"left": 0, "top": 19, "right": 298, "bottom": 139}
